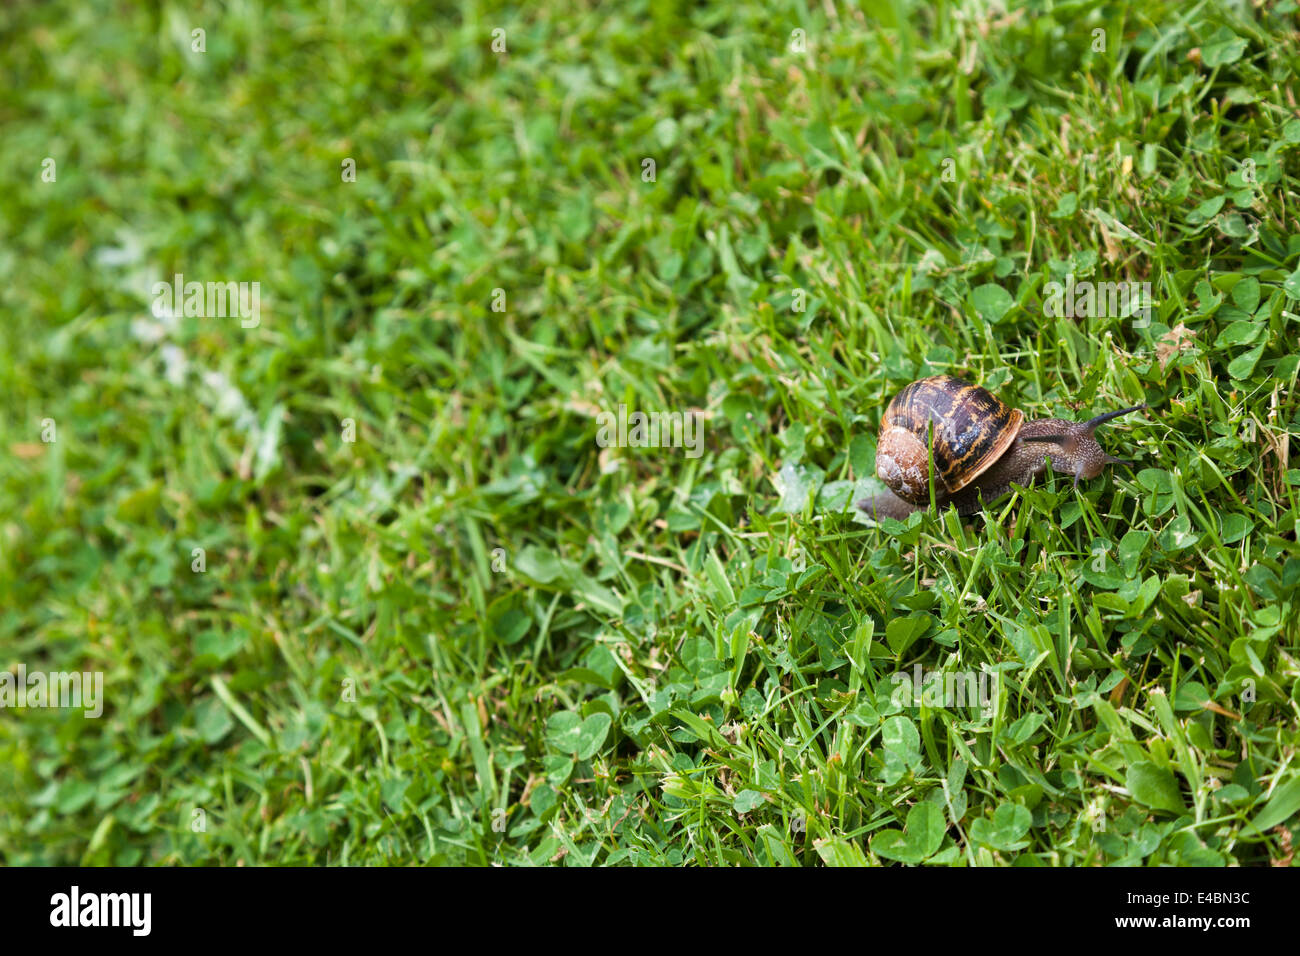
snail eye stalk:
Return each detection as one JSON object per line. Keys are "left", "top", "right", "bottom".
{"left": 1083, "top": 404, "right": 1147, "bottom": 433}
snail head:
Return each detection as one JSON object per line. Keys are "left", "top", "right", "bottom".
{"left": 1030, "top": 403, "right": 1147, "bottom": 487}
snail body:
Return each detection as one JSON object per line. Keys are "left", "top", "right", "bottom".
{"left": 857, "top": 375, "right": 1144, "bottom": 520}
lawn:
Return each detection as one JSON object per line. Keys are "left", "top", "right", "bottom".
{"left": 1, "top": 0, "right": 1298, "bottom": 866}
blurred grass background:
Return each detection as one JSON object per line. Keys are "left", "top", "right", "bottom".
{"left": 1, "top": 0, "right": 1298, "bottom": 865}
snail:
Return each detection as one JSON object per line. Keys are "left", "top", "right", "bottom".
{"left": 856, "top": 375, "right": 1145, "bottom": 520}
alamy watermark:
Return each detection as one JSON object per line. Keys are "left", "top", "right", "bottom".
{"left": 890, "top": 664, "right": 994, "bottom": 715}
{"left": 152, "top": 273, "right": 260, "bottom": 328}
{"left": 50, "top": 886, "right": 150, "bottom": 936}
{"left": 0, "top": 664, "right": 103, "bottom": 718}
{"left": 596, "top": 404, "right": 704, "bottom": 458}
{"left": 1043, "top": 274, "right": 1152, "bottom": 327}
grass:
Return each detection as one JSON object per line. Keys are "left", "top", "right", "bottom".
{"left": 1, "top": 0, "right": 1298, "bottom": 866}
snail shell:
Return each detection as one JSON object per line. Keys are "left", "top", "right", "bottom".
{"left": 876, "top": 375, "right": 1025, "bottom": 505}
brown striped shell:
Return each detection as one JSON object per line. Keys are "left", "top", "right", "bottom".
{"left": 876, "top": 376, "right": 1024, "bottom": 505}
